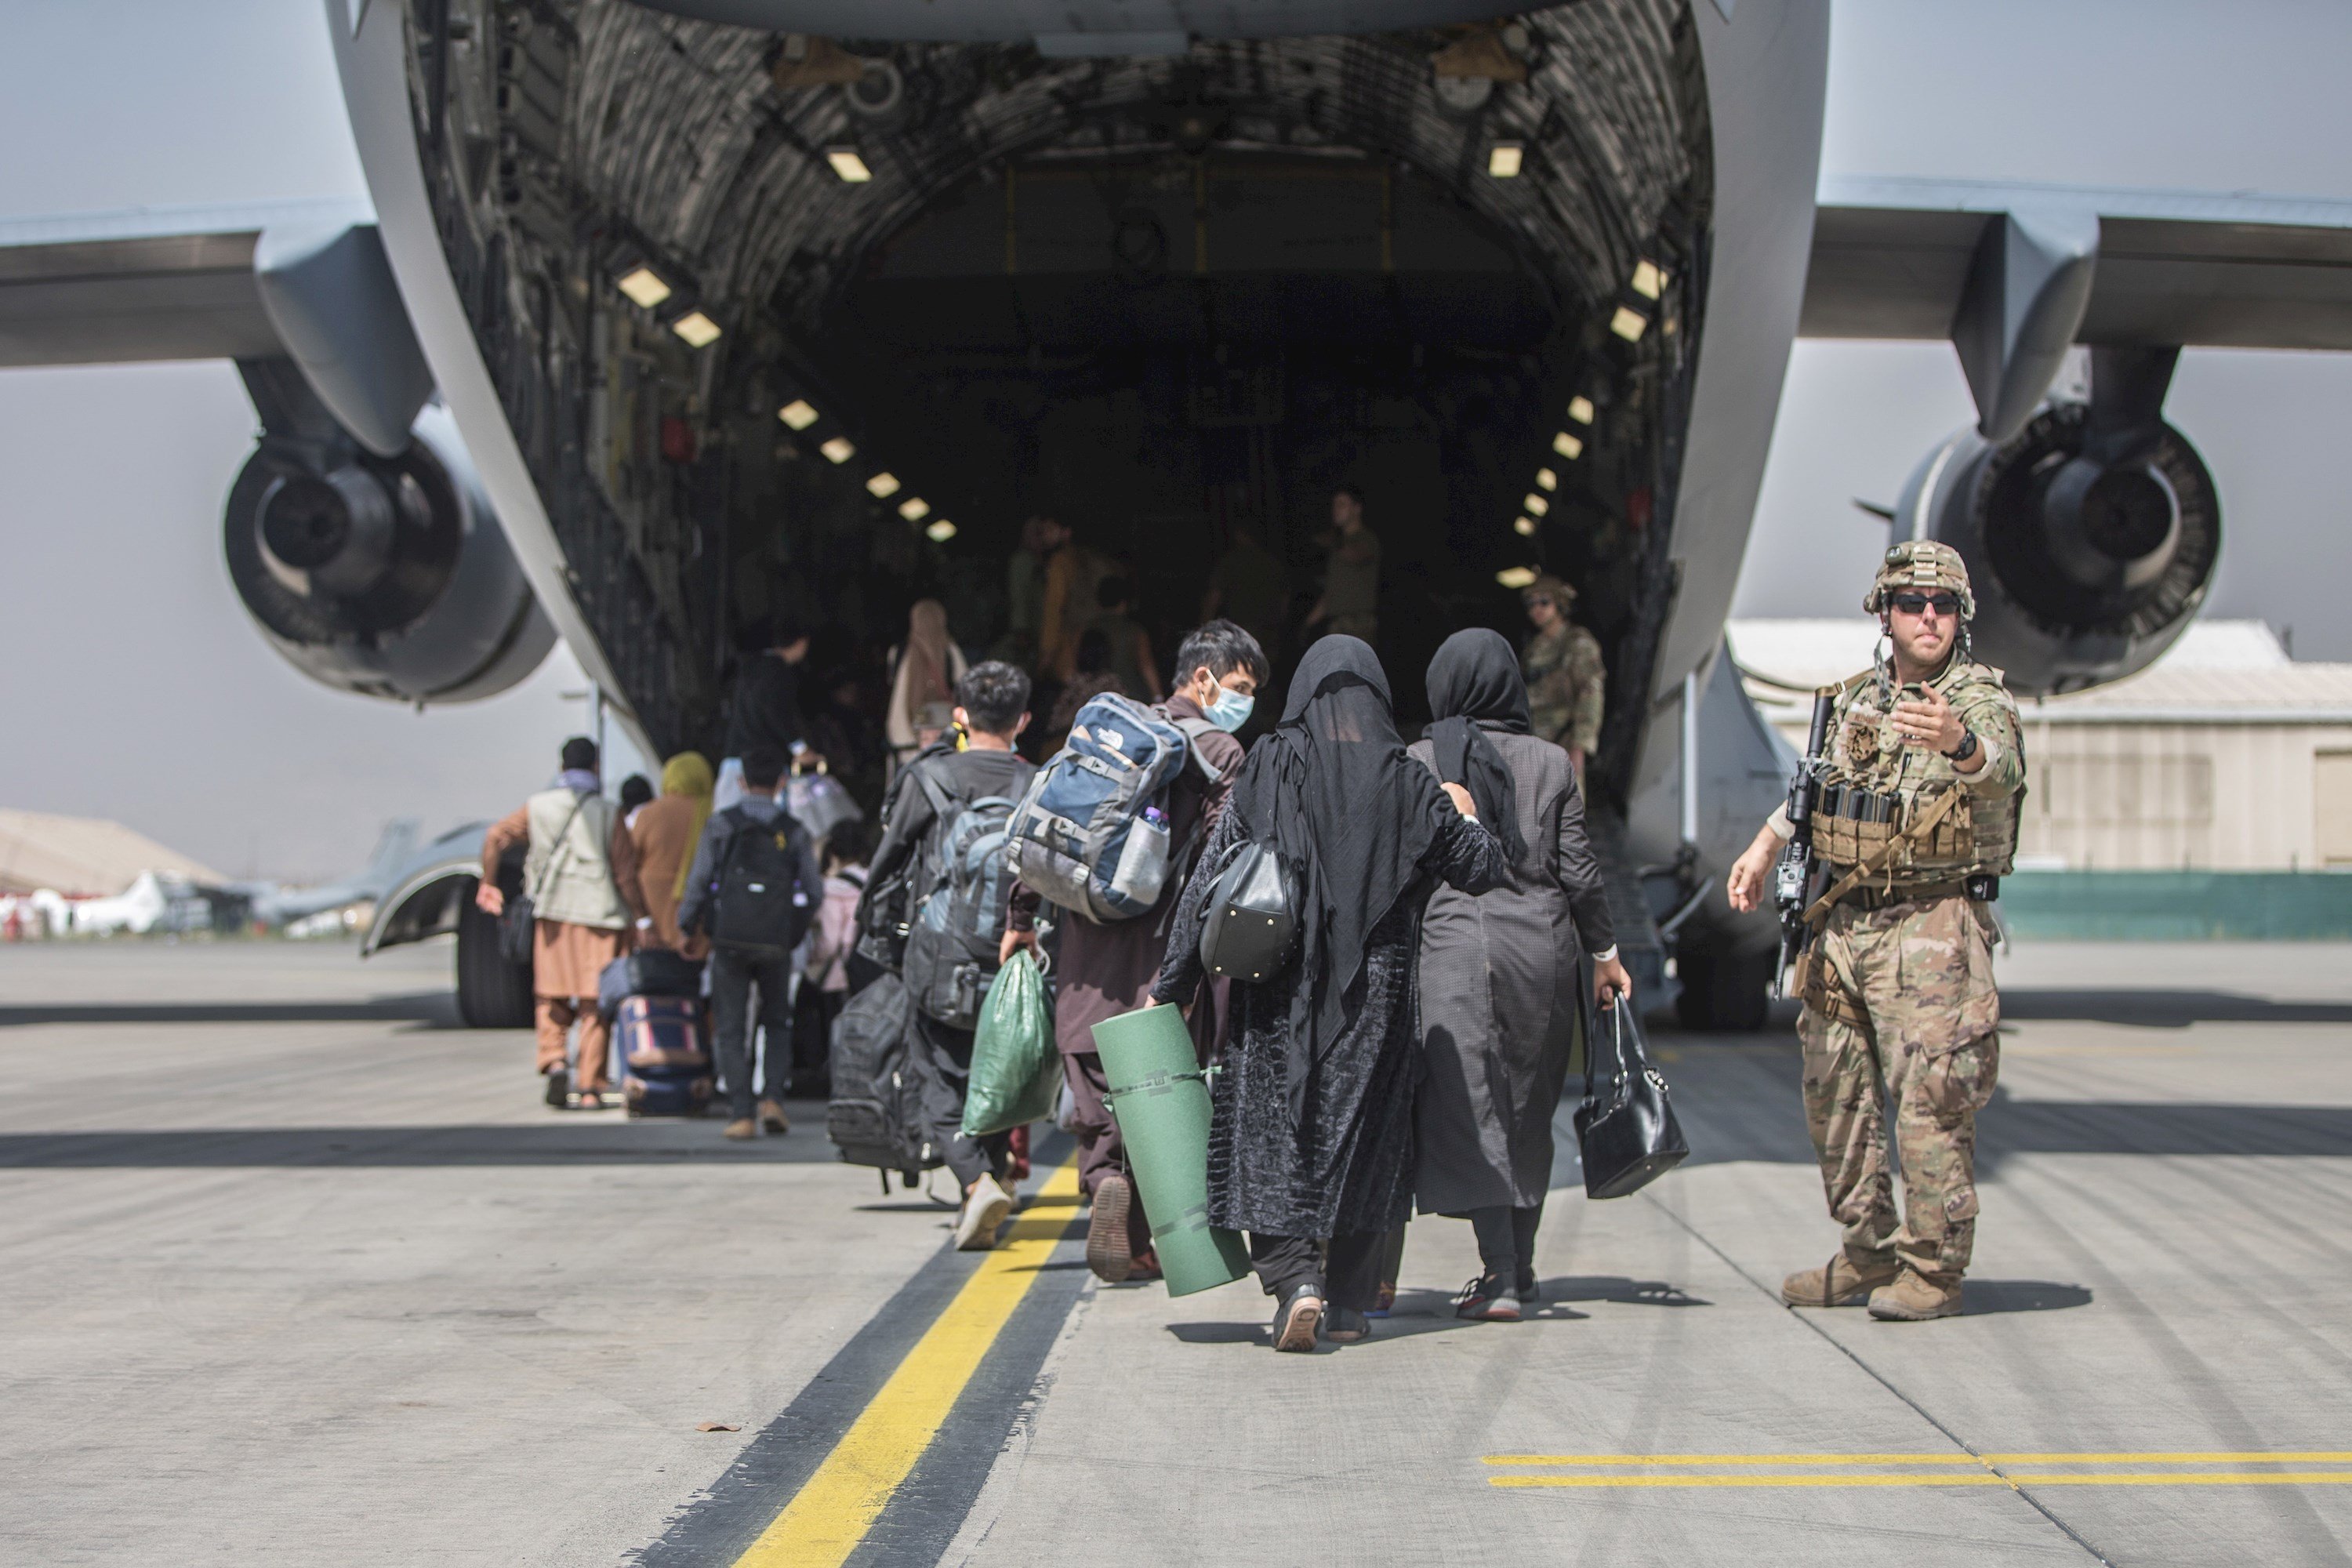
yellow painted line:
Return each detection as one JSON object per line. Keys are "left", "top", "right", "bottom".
{"left": 733, "top": 1158, "right": 1084, "bottom": 1568}
{"left": 1486, "top": 1450, "right": 2352, "bottom": 1467}
{"left": 1494, "top": 1472, "right": 2352, "bottom": 1490}
{"left": 1487, "top": 1454, "right": 1986, "bottom": 1467}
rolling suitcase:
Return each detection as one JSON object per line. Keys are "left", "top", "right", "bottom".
{"left": 616, "top": 994, "right": 714, "bottom": 1118}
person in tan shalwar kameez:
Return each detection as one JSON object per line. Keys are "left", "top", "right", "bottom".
{"left": 478, "top": 739, "right": 648, "bottom": 1109}
{"left": 628, "top": 752, "right": 714, "bottom": 953}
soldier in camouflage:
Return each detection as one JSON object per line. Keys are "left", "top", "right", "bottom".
{"left": 1520, "top": 575, "right": 1606, "bottom": 775}
{"left": 1726, "top": 539, "right": 2026, "bottom": 1322}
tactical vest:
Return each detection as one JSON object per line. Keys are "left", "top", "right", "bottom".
{"left": 1811, "top": 659, "right": 2024, "bottom": 888}
{"left": 523, "top": 787, "right": 630, "bottom": 931}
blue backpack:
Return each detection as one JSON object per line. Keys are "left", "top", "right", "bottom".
{"left": 1006, "top": 694, "right": 1218, "bottom": 923}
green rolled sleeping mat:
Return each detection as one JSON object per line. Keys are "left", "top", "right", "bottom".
{"left": 1090, "top": 1004, "right": 1251, "bottom": 1298}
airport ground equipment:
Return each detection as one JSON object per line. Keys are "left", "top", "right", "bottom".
{"left": 1091, "top": 1004, "right": 1251, "bottom": 1298}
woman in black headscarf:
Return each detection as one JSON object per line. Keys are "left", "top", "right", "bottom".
{"left": 1154, "top": 636, "right": 1504, "bottom": 1351}
{"left": 1408, "top": 629, "right": 1632, "bottom": 1321}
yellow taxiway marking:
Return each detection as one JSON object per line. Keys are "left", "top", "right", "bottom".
{"left": 1494, "top": 1472, "right": 2352, "bottom": 1490}
{"left": 1486, "top": 1451, "right": 2352, "bottom": 1466}
{"left": 1486, "top": 1452, "right": 2352, "bottom": 1488}
{"left": 734, "top": 1158, "right": 1084, "bottom": 1568}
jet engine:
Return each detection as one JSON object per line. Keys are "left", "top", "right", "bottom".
{"left": 223, "top": 403, "right": 555, "bottom": 703}
{"left": 1895, "top": 347, "right": 2219, "bottom": 698}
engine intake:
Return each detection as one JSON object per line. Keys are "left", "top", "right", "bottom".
{"left": 1896, "top": 350, "right": 2219, "bottom": 697}
{"left": 224, "top": 405, "right": 554, "bottom": 703}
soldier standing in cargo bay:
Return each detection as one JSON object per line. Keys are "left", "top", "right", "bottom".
{"left": 1727, "top": 540, "right": 2025, "bottom": 1322}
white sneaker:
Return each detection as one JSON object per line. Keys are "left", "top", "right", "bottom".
{"left": 955, "top": 1173, "right": 1014, "bottom": 1251}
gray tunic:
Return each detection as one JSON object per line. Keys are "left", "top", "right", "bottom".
{"left": 1407, "top": 728, "right": 1616, "bottom": 1214}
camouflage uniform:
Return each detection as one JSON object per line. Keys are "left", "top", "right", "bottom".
{"left": 1521, "top": 577, "right": 1605, "bottom": 756}
{"left": 1791, "top": 543, "right": 2024, "bottom": 1293}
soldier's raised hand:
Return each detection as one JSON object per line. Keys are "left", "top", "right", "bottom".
{"left": 1892, "top": 684, "right": 1965, "bottom": 753}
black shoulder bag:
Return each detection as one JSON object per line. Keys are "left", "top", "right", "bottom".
{"left": 1573, "top": 1001, "right": 1689, "bottom": 1199}
{"left": 502, "top": 795, "right": 587, "bottom": 964}
{"left": 1196, "top": 839, "right": 1299, "bottom": 983}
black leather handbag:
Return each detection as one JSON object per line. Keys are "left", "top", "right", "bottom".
{"left": 1196, "top": 840, "right": 1299, "bottom": 983}
{"left": 1573, "top": 1001, "right": 1689, "bottom": 1199}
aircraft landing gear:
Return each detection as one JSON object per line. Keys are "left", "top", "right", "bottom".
{"left": 454, "top": 883, "right": 534, "bottom": 1029}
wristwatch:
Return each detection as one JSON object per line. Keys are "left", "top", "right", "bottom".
{"left": 1944, "top": 729, "right": 1980, "bottom": 764}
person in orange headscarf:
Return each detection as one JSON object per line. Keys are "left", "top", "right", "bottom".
{"left": 884, "top": 599, "right": 968, "bottom": 773}
{"left": 626, "top": 751, "right": 714, "bottom": 953}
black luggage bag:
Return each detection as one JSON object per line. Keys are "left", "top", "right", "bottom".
{"left": 825, "top": 972, "right": 941, "bottom": 1187}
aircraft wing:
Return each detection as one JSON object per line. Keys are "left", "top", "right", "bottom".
{"left": 1804, "top": 175, "right": 2352, "bottom": 349}
{"left": 0, "top": 198, "right": 376, "bottom": 368}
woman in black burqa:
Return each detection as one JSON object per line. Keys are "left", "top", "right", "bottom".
{"left": 1154, "top": 635, "right": 1504, "bottom": 1351}
{"left": 1409, "top": 629, "right": 1631, "bottom": 1322}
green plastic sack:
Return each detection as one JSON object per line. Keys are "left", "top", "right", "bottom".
{"left": 961, "top": 949, "right": 1059, "bottom": 1137}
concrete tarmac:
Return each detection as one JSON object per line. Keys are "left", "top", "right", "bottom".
{"left": 2, "top": 939, "right": 2350, "bottom": 1565}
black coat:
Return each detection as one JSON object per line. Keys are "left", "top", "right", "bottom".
{"left": 1156, "top": 804, "right": 1503, "bottom": 1238}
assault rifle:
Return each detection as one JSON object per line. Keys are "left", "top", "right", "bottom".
{"left": 1771, "top": 690, "right": 1838, "bottom": 1000}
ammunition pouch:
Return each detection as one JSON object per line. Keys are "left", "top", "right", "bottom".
{"left": 1815, "top": 786, "right": 1975, "bottom": 877}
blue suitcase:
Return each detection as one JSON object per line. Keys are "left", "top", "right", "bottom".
{"left": 617, "top": 995, "right": 713, "bottom": 1118}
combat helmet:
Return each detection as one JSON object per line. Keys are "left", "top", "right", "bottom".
{"left": 1521, "top": 572, "right": 1577, "bottom": 615}
{"left": 1863, "top": 539, "right": 1975, "bottom": 620}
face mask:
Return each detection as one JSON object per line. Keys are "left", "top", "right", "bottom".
{"left": 1206, "top": 684, "right": 1255, "bottom": 733}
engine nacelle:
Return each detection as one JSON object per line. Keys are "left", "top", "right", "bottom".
{"left": 223, "top": 405, "right": 554, "bottom": 703}
{"left": 1896, "top": 399, "right": 2220, "bottom": 697}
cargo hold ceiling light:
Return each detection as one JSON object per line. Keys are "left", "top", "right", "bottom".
{"left": 1631, "top": 258, "right": 1668, "bottom": 300}
{"left": 820, "top": 437, "right": 855, "bottom": 463}
{"left": 827, "top": 146, "right": 873, "bottom": 183}
{"left": 866, "top": 471, "right": 901, "bottom": 498}
{"left": 778, "top": 399, "right": 818, "bottom": 430}
{"left": 1487, "top": 141, "right": 1524, "bottom": 178}
{"left": 1523, "top": 493, "right": 1549, "bottom": 517}
{"left": 1609, "top": 304, "right": 1649, "bottom": 343}
{"left": 615, "top": 266, "right": 672, "bottom": 309}
{"left": 1496, "top": 565, "right": 1537, "bottom": 590}
{"left": 1513, "top": 516, "right": 1537, "bottom": 537}
{"left": 898, "top": 497, "right": 931, "bottom": 521}
{"left": 1566, "top": 394, "right": 1595, "bottom": 426}
{"left": 1535, "top": 467, "right": 1558, "bottom": 491}
{"left": 924, "top": 517, "right": 956, "bottom": 543}
{"left": 1552, "top": 430, "right": 1584, "bottom": 460}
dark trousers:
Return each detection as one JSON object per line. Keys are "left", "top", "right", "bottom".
{"left": 710, "top": 947, "right": 792, "bottom": 1121}
{"left": 907, "top": 1011, "right": 1010, "bottom": 1189}
{"left": 1064, "top": 1050, "right": 1152, "bottom": 1258}
{"left": 1469, "top": 1202, "right": 1544, "bottom": 1283}
{"left": 1249, "top": 1231, "right": 1387, "bottom": 1312}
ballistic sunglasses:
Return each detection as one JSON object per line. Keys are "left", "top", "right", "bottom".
{"left": 1889, "top": 592, "right": 1960, "bottom": 616}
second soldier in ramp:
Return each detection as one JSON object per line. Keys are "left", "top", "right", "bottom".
{"left": 1727, "top": 541, "right": 2026, "bottom": 1322}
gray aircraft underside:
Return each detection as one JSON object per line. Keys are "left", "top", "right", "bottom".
{"left": 8, "top": 0, "right": 2352, "bottom": 1023}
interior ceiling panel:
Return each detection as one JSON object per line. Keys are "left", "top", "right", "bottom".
{"left": 568, "top": 1, "right": 1703, "bottom": 336}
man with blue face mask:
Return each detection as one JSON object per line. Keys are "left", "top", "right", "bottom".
{"left": 1004, "top": 619, "right": 1267, "bottom": 1283}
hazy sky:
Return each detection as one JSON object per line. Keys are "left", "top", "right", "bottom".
{"left": 3, "top": 0, "right": 2349, "bottom": 878}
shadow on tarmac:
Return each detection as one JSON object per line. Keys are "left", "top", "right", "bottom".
{"left": 1961, "top": 1279, "right": 2094, "bottom": 1314}
{"left": 0, "top": 1123, "right": 847, "bottom": 1167}
{"left": 2001, "top": 989, "right": 2352, "bottom": 1026}
{"left": 0, "top": 993, "right": 460, "bottom": 1029}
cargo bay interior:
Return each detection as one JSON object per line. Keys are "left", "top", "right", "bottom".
{"left": 415, "top": 0, "right": 1711, "bottom": 811}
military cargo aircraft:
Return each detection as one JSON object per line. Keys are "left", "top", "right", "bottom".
{"left": 5, "top": 0, "right": 2350, "bottom": 1026}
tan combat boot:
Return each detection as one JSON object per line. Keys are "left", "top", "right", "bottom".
{"left": 1867, "top": 1269, "right": 1962, "bottom": 1321}
{"left": 722, "top": 1118, "right": 757, "bottom": 1141}
{"left": 1781, "top": 1252, "right": 1900, "bottom": 1308}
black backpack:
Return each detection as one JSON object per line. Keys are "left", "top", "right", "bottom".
{"left": 708, "top": 806, "right": 816, "bottom": 959}
{"left": 825, "top": 972, "right": 942, "bottom": 1189}
{"left": 901, "top": 768, "right": 1018, "bottom": 1030}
